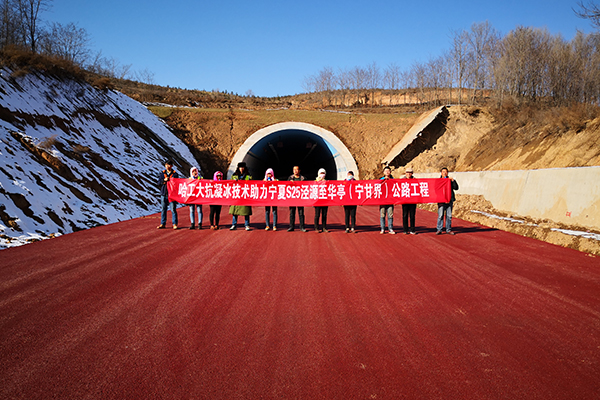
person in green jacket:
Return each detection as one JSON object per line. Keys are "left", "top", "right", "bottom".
{"left": 229, "top": 162, "right": 253, "bottom": 231}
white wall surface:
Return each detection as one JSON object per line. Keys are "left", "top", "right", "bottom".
{"left": 419, "top": 167, "right": 600, "bottom": 229}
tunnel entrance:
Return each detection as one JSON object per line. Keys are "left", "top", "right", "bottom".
{"left": 228, "top": 122, "right": 359, "bottom": 180}
{"left": 237, "top": 129, "right": 336, "bottom": 180}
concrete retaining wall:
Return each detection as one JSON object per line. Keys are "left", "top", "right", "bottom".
{"left": 419, "top": 167, "right": 600, "bottom": 230}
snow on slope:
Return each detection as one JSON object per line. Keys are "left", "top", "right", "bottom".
{"left": 0, "top": 68, "right": 198, "bottom": 249}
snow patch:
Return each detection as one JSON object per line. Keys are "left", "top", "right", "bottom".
{"left": 0, "top": 69, "right": 198, "bottom": 249}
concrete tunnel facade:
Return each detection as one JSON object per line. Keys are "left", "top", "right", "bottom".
{"left": 227, "top": 122, "right": 359, "bottom": 180}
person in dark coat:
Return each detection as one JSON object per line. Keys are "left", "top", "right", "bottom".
{"left": 210, "top": 171, "right": 224, "bottom": 230}
{"left": 344, "top": 171, "right": 357, "bottom": 233}
{"left": 379, "top": 166, "right": 396, "bottom": 234}
{"left": 157, "top": 160, "right": 179, "bottom": 230}
{"left": 287, "top": 165, "right": 306, "bottom": 232}
{"left": 436, "top": 167, "right": 459, "bottom": 235}
{"left": 401, "top": 167, "right": 417, "bottom": 235}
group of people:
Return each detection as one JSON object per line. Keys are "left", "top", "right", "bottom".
{"left": 157, "top": 161, "right": 459, "bottom": 235}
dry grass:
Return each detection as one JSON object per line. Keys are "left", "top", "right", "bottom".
{"left": 37, "top": 134, "right": 59, "bottom": 150}
{"left": 0, "top": 46, "right": 84, "bottom": 80}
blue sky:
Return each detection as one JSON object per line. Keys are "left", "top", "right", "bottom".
{"left": 49, "top": 0, "right": 595, "bottom": 97}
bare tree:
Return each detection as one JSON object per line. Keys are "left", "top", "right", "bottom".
{"left": 575, "top": 1, "right": 600, "bottom": 29}
{"left": 366, "top": 61, "right": 381, "bottom": 106}
{"left": 17, "top": 0, "right": 50, "bottom": 52}
{"left": 410, "top": 61, "right": 427, "bottom": 106}
{"left": 337, "top": 67, "right": 351, "bottom": 107}
{"left": 0, "top": 0, "right": 21, "bottom": 49}
{"left": 349, "top": 65, "right": 368, "bottom": 105}
{"left": 87, "top": 51, "right": 132, "bottom": 79}
{"left": 383, "top": 63, "right": 401, "bottom": 105}
{"left": 400, "top": 69, "right": 412, "bottom": 105}
{"left": 43, "top": 22, "right": 90, "bottom": 64}
{"left": 466, "top": 21, "right": 499, "bottom": 103}
{"left": 316, "top": 66, "right": 336, "bottom": 106}
{"left": 301, "top": 73, "right": 316, "bottom": 93}
{"left": 426, "top": 56, "right": 447, "bottom": 106}
{"left": 134, "top": 67, "right": 156, "bottom": 85}
{"left": 450, "top": 28, "right": 471, "bottom": 104}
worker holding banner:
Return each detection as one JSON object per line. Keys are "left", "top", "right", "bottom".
{"left": 264, "top": 168, "right": 278, "bottom": 231}
{"left": 287, "top": 166, "right": 306, "bottom": 232}
{"left": 314, "top": 168, "right": 329, "bottom": 233}
{"left": 401, "top": 167, "right": 418, "bottom": 235}
{"left": 379, "top": 166, "right": 396, "bottom": 235}
{"left": 229, "top": 162, "right": 253, "bottom": 231}
{"left": 157, "top": 160, "right": 179, "bottom": 230}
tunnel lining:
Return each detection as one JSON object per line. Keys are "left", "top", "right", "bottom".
{"left": 228, "top": 122, "right": 359, "bottom": 180}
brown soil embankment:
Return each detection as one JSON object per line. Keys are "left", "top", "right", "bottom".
{"left": 152, "top": 107, "right": 419, "bottom": 179}
{"left": 405, "top": 104, "right": 600, "bottom": 173}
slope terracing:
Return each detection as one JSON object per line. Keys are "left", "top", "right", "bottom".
{"left": 0, "top": 69, "right": 197, "bottom": 248}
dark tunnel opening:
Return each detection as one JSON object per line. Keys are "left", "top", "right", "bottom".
{"left": 239, "top": 129, "right": 338, "bottom": 181}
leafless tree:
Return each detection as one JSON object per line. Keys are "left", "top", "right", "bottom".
{"left": 366, "top": 61, "right": 381, "bottom": 106}
{"left": 450, "top": 28, "right": 470, "bottom": 104}
{"left": 0, "top": 0, "right": 21, "bottom": 48}
{"left": 466, "top": 21, "right": 499, "bottom": 103}
{"left": 349, "top": 65, "right": 368, "bottom": 105}
{"left": 134, "top": 68, "right": 156, "bottom": 85}
{"left": 410, "top": 61, "right": 427, "bottom": 106}
{"left": 426, "top": 56, "right": 447, "bottom": 106}
{"left": 575, "top": 1, "right": 600, "bottom": 29}
{"left": 400, "top": 69, "right": 413, "bottom": 105}
{"left": 383, "top": 63, "right": 401, "bottom": 105}
{"left": 316, "top": 66, "right": 336, "bottom": 105}
{"left": 337, "top": 67, "right": 352, "bottom": 107}
{"left": 42, "top": 22, "right": 90, "bottom": 65}
{"left": 87, "top": 50, "right": 132, "bottom": 79}
{"left": 16, "top": 0, "right": 50, "bottom": 52}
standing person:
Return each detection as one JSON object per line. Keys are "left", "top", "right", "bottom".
{"left": 314, "top": 168, "right": 329, "bottom": 233}
{"left": 379, "top": 166, "right": 396, "bottom": 235}
{"left": 344, "top": 171, "right": 357, "bottom": 233}
{"left": 210, "top": 171, "right": 224, "bottom": 230}
{"left": 264, "top": 168, "right": 278, "bottom": 231}
{"left": 229, "top": 162, "right": 253, "bottom": 231}
{"left": 157, "top": 160, "right": 179, "bottom": 230}
{"left": 402, "top": 167, "right": 417, "bottom": 235}
{"left": 436, "top": 167, "right": 459, "bottom": 235}
{"left": 188, "top": 166, "right": 203, "bottom": 229}
{"left": 287, "top": 165, "right": 306, "bottom": 232}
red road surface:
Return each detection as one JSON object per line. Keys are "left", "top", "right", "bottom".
{"left": 1, "top": 206, "right": 599, "bottom": 399}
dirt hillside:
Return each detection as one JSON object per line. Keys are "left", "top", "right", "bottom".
{"left": 406, "top": 105, "right": 600, "bottom": 172}
{"left": 152, "top": 107, "right": 420, "bottom": 179}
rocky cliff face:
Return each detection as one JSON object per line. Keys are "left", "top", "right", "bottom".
{"left": 0, "top": 69, "right": 198, "bottom": 248}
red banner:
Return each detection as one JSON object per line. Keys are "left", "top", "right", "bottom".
{"left": 168, "top": 178, "right": 451, "bottom": 206}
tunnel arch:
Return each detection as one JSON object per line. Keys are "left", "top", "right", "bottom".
{"left": 227, "top": 122, "right": 359, "bottom": 180}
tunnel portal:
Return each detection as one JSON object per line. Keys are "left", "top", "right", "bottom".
{"left": 228, "top": 122, "right": 359, "bottom": 181}
{"left": 238, "top": 129, "right": 336, "bottom": 180}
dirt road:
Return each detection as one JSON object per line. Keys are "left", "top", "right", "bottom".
{"left": 1, "top": 207, "right": 599, "bottom": 399}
